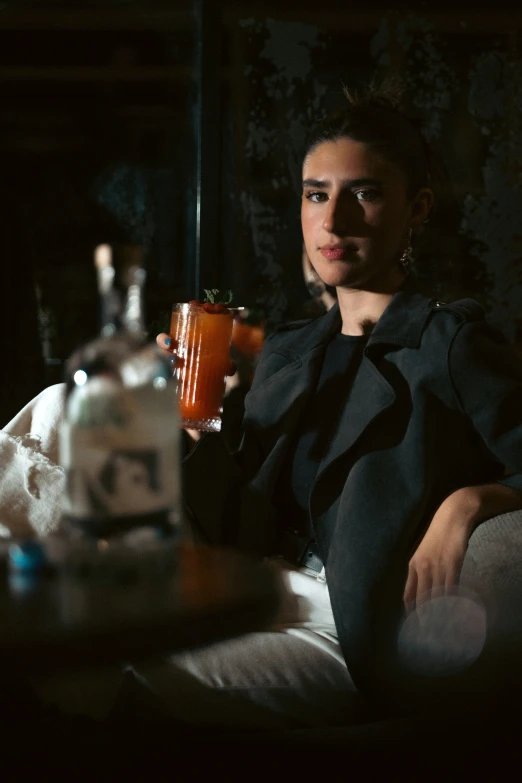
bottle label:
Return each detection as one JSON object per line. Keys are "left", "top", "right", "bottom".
{"left": 59, "top": 377, "right": 180, "bottom": 526}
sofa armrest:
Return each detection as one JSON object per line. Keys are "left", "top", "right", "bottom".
{"left": 460, "top": 509, "right": 522, "bottom": 649}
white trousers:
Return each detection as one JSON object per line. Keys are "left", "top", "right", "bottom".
{"left": 35, "top": 559, "right": 362, "bottom": 730}
{"left": 115, "top": 558, "right": 363, "bottom": 730}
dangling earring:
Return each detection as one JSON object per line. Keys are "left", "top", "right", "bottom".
{"left": 399, "top": 228, "right": 413, "bottom": 274}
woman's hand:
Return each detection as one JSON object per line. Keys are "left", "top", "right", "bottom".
{"left": 404, "top": 483, "right": 522, "bottom": 610}
{"left": 156, "top": 333, "right": 237, "bottom": 377}
{"left": 156, "top": 332, "right": 177, "bottom": 358}
{"left": 404, "top": 494, "right": 470, "bottom": 611}
{"left": 155, "top": 333, "right": 237, "bottom": 444}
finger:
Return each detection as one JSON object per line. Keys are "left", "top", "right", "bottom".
{"left": 225, "top": 372, "right": 239, "bottom": 396}
{"left": 415, "top": 562, "right": 433, "bottom": 607}
{"left": 432, "top": 560, "right": 446, "bottom": 595}
{"left": 403, "top": 567, "right": 417, "bottom": 611}
{"left": 444, "top": 553, "right": 464, "bottom": 594}
{"left": 156, "top": 334, "right": 179, "bottom": 367}
{"left": 156, "top": 333, "right": 176, "bottom": 352}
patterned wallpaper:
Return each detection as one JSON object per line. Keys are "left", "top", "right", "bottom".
{"left": 228, "top": 11, "right": 522, "bottom": 343}
{"left": 3, "top": 4, "right": 522, "bottom": 425}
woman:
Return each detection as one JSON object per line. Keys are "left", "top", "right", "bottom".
{"left": 154, "top": 85, "right": 522, "bottom": 722}
{"left": 3, "top": 85, "right": 522, "bottom": 728}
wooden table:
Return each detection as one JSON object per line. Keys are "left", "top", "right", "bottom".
{"left": 0, "top": 540, "right": 284, "bottom": 675}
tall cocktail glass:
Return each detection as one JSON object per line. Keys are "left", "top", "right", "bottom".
{"left": 170, "top": 302, "right": 234, "bottom": 432}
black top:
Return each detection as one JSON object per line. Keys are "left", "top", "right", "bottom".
{"left": 274, "top": 331, "right": 368, "bottom": 539}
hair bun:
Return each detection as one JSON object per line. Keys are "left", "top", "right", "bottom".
{"left": 368, "top": 95, "right": 400, "bottom": 111}
{"left": 342, "top": 77, "right": 404, "bottom": 112}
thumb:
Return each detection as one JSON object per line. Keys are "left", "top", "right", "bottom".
{"left": 156, "top": 333, "right": 176, "bottom": 351}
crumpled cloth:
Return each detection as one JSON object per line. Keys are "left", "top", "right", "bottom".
{"left": 0, "top": 383, "right": 66, "bottom": 538}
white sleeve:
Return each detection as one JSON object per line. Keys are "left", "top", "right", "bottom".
{"left": 0, "top": 384, "right": 66, "bottom": 538}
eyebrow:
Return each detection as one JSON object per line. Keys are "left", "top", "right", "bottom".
{"left": 302, "top": 177, "right": 382, "bottom": 189}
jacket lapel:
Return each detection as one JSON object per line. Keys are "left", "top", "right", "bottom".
{"left": 314, "top": 282, "right": 434, "bottom": 481}
{"left": 315, "top": 354, "right": 396, "bottom": 479}
{"left": 242, "top": 305, "right": 341, "bottom": 497}
{"left": 243, "top": 303, "right": 342, "bottom": 431}
{"left": 244, "top": 282, "right": 434, "bottom": 494}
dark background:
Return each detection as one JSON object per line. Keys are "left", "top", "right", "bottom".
{"left": 2, "top": 0, "right": 522, "bottom": 425}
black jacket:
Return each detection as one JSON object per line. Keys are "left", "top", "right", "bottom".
{"left": 184, "top": 283, "right": 522, "bottom": 709}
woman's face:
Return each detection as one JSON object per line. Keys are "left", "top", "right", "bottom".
{"left": 301, "top": 137, "right": 432, "bottom": 293}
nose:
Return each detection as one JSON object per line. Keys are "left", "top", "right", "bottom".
{"left": 321, "top": 193, "right": 352, "bottom": 236}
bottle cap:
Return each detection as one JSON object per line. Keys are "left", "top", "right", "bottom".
{"left": 95, "top": 243, "right": 145, "bottom": 282}
{"left": 8, "top": 540, "right": 47, "bottom": 573}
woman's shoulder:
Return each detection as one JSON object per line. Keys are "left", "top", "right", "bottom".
{"left": 429, "top": 297, "right": 485, "bottom": 323}
{"left": 427, "top": 296, "right": 509, "bottom": 341}
{"left": 422, "top": 296, "right": 513, "bottom": 360}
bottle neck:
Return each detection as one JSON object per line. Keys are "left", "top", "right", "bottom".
{"left": 95, "top": 244, "right": 146, "bottom": 339}
{"left": 121, "top": 266, "right": 146, "bottom": 338}
{"left": 97, "top": 263, "right": 122, "bottom": 337}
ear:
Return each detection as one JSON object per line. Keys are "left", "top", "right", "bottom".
{"left": 409, "top": 187, "right": 434, "bottom": 228}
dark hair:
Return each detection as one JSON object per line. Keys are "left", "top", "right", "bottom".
{"left": 304, "top": 82, "right": 433, "bottom": 198}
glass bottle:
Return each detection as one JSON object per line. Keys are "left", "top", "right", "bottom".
{"left": 58, "top": 244, "right": 181, "bottom": 554}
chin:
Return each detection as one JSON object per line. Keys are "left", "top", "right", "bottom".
{"left": 316, "top": 269, "right": 361, "bottom": 290}
{"left": 309, "top": 258, "right": 357, "bottom": 289}
{"left": 322, "top": 275, "right": 353, "bottom": 289}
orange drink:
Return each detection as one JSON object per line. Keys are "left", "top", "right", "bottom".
{"left": 231, "top": 319, "right": 265, "bottom": 357}
{"left": 170, "top": 302, "right": 234, "bottom": 432}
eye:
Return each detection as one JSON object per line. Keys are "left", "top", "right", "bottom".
{"left": 354, "top": 189, "right": 381, "bottom": 202}
{"left": 304, "top": 191, "right": 328, "bottom": 203}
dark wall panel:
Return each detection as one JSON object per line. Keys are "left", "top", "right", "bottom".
{"left": 2, "top": 1, "right": 522, "bottom": 423}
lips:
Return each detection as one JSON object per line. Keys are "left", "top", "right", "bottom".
{"left": 320, "top": 245, "right": 356, "bottom": 260}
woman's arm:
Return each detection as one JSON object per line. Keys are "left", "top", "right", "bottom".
{"left": 404, "top": 482, "right": 522, "bottom": 608}
{"left": 405, "top": 318, "right": 522, "bottom": 608}
{"left": 158, "top": 330, "right": 278, "bottom": 549}
{"left": 448, "top": 319, "right": 522, "bottom": 492}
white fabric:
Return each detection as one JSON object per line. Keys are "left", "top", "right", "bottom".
{"left": 123, "top": 559, "right": 362, "bottom": 730}
{"left": 0, "top": 384, "right": 67, "bottom": 537}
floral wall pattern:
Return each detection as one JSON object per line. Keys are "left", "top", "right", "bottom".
{"left": 2, "top": 2, "right": 522, "bottom": 425}
{"left": 228, "top": 10, "right": 522, "bottom": 343}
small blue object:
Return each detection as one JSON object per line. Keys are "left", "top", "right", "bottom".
{"left": 164, "top": 337, "right": 171, "bottom": 347}
{"left": 8, "top": 572, "right": 39, "bottom": 595}
{"left": 8, "top": 540, "right": 47, "bottom": 572}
